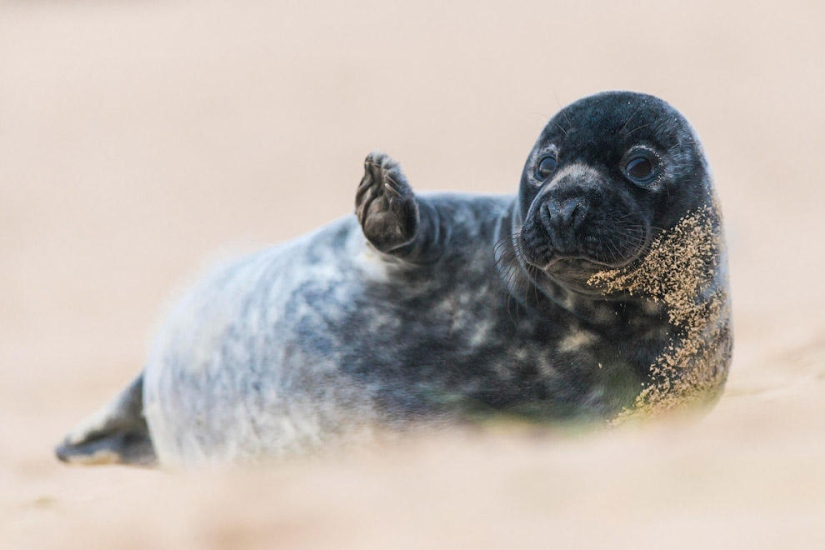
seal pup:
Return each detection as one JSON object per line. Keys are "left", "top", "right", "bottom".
{"left": 56, "top": 91, "right": 732, "bottom": 467}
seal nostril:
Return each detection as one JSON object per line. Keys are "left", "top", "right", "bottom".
{"left": 573, "top": 201, "right": 588, "bottom": 229}
{"left": 559, "top": 198, "right": 587, "bottom": 229}
{"left": 539, "top": 202, "right": 554, "bottom": 234}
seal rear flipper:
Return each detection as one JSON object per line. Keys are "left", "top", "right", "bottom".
{"left": 55, "top": 373, "right": 157, "bottom": 467}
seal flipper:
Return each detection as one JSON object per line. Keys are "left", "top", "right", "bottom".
{"left": 55, "top": 373, "right": 156, "bottom": 466}
{"left": 355, "top": 152, "right": 444, "bottom": 263}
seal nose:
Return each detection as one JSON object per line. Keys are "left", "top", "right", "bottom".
{"left": 540, "top": 197, "right": 588, "bottom": 235}
{"left": 559, "top": 197, "right": 587, "bottom": 230}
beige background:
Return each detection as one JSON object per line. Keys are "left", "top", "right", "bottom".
{"left": 2, "top": 1, "right": 824, "bottom": 548}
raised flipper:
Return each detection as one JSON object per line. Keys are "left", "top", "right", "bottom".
{"left": 355, "top": 152, "right": 445, "bottom": 263}
{"left": 55, "top": 373, "right": 156, "bottom": 466}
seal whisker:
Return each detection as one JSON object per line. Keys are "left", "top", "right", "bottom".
{"left": 627, "top": 122, "right": 653, "bottom": 136}
{"left": 620, "top": 103, "right": 644, "bottom": 133}
{"left": 553, "top": 90, "right": 575, "bottom": 133}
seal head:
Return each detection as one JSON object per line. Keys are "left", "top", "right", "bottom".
{"left": 515, "top": 92, "right": 712, "bottom": 298}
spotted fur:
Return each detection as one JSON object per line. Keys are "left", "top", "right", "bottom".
{"left": 56, "top": 92, "right": 731, "bottom": 467}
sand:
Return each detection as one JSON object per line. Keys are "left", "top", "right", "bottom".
{"left": 1, "top": 1, "right": 824, "bottom": 548}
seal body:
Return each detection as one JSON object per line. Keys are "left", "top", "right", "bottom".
{"left": 56, "top": 91, "right": 732, "bottom": 467}
{"left": 143, "top": 199, "right": 644, "bottom": 465}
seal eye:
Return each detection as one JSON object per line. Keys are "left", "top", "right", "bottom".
{"left": 536, "top": 156, "right": 558, "bottom": 180}
{"left": 624, "top": 154, "right": 658, "bottom": 186}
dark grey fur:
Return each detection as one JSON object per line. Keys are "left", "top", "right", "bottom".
{"left": 56, "top": 91, "right": 731, "bottom": 467}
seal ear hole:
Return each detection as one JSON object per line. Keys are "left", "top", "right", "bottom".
{"left": 535, "top": 155, "right": 558, "bottom": 181}
{"left": 623, "top": 152, "right": 660, "bottom": 187}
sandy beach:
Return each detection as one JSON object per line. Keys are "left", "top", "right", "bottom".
{"left": 2, "top": 1, "right": 824, "bottom": 548}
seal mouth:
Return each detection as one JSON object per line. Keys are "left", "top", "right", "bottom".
{"left": 517, "top": 231, "right": 650, "bottom": 273}
{"left": 512, "top": 221, "right": 654, "bottom": 299}
{"left": 538, "top": 246, "right": 646, "bottom": 271}
{"left": 517, "top": 193, "right": 652, "bottom": 276}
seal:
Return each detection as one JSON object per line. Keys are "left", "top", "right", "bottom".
{"left": 55, "top": 91, "right": 732, "bottom": 467}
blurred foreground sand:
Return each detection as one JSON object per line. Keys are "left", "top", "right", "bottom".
{"left": 1, "top": 1, "right": 824, "bottom": 548}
